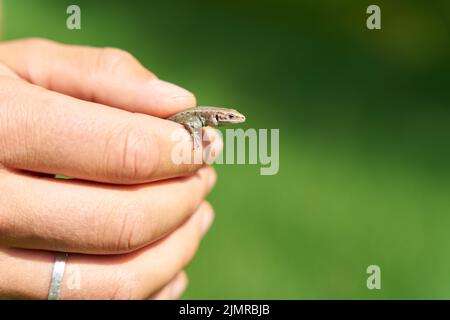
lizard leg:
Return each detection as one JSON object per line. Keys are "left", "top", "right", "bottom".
{"left": 183, "top": 122, "right": 202, "bottom": 149}
{"left": 193, "top": 128, "right": 202, "bottom": 148}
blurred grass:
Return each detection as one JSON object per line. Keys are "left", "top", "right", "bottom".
{"left": 3, "top": 0, "right": 450, "bottom": 299}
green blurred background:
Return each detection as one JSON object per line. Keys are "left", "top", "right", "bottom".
{"left": 2, "top": 0, "right": 450, "bottom": 299}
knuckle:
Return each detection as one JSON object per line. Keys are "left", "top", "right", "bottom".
{"left": 95, "top": 47, "right": 136, "bottom": 77}
{"left": 22, "top": 38, "right": 57, "bottom": 86}
{"left": 102, "top": 201, "right": 147, "bottom": 253}
{"left": 104, "top": 117, "right": 159, "bottom": 182}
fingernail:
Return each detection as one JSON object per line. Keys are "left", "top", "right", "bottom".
{"left": 149, "top": 79, "right": 194, "bottom": 100}
{"left": 171, "top": 275, "right": 188, "bottom": 299}
{"left": 201, "top": 209, "right": 214, "bottom": 236}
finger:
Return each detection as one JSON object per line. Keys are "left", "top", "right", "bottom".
{"left": 148, "top": 271, "right": 188, "bottom": 300}
{"left": 0, "top": 204, "right": 213, "bottom": 299}
{"left": 0, "top": 38, "right": 195, "bottom": 117}
{"left": 0, "top": 76, "right": 223, "bottom": 183}
{"left": 0, "top": 166, "right": 216, "bottom": 254}
{"left": 70, "top": 203, "right": 214, "bottom": 299}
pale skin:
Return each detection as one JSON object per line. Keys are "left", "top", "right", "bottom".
{"left": 0, "top": 38, "right": 224, "bottom": 299}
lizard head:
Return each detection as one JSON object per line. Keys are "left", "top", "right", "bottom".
{"left": 214, "top": 108, "right": 246, "bottom": 125}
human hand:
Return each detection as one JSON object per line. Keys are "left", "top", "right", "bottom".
{"left": 0, "top": 38, "right": 222, "bottom": 299}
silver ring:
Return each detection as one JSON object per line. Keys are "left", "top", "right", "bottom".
{"left": 47, "top": 252, "right": 69, "bottom": 300}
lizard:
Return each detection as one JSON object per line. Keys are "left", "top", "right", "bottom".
{"left": 168, "top": 106, "right": 246, "bottom": 148}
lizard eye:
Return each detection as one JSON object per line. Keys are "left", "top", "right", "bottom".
{"left": 229, "top": 114, "right": 235, "bottom": 119}
{"left": 215, "top": 114, "right": 220, "bottom": 122}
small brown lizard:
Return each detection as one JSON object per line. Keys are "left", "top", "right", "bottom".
{"left": 168, "top": 106, "right": 246, "bottom": 147}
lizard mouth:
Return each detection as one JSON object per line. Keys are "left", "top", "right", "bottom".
{"left": 229, "top": 112, "right": 246, "bottom": 123}
{"left": 235, "top": 115, "right": 246, "bottom": 123}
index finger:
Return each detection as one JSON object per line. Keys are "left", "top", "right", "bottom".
{"left": 0, "top": 38, "right": 196, "bottom": 117}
